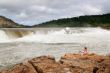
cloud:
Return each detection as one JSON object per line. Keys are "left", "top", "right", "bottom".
{"left": 0, "top": 0, "right": 110, "bottom": 25}
{"left": 16, "top": 11, "right": 27, "bottom": 19}
{"left": 81, "top": 5, "right": 102, "bottom": 15}
{"left": 29, "top": 5, "right": 59, "bottom": 14}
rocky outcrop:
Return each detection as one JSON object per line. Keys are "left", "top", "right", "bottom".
{"left": 0, "top": 16, "right": 25, "bottom": 28}
{"left": 60, "top": 53, "right": 110, "bottom": 73}
{"left": 0, "top": 54, "right": 110, "bottom": 73}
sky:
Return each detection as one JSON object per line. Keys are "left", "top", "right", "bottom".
{"left": 0, "top": 0, "right": 110, "bottom": 26}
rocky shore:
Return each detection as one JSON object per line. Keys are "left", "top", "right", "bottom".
{"left": 0, "top": 53, "right": 110, "bottom": 73}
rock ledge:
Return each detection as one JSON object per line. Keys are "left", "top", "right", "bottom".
{"left": 0, "top": 54, "right": 110, "bottom": 73}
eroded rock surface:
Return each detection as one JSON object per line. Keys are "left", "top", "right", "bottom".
{"left": 0, "top": 54, "right": 110, "bottom": 73}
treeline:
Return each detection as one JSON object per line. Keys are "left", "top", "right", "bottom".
{"left": 0, "top": 13, "right": 110, "bottom": 28}
{"left": 35, "top": 13, "right": 110, "bottom": 28}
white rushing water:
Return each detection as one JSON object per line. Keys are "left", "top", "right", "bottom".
{"left": 0, "top": 27, "right": 110, "bottom": 69}
{"left": 13, "top": 27, "right": 110, "bottom": 43}
{"left": 0, "top": 30, "right": 11, "bottom": 43}
{"left": 1, "top": 27, "right": 110, "bottom": 44}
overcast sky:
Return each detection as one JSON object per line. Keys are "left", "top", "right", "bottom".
{"left": 0, "top": 0, "right": 110, "bottom": 25}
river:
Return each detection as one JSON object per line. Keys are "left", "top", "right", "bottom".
{"left": 0, "top": 27, "right": 110, "bottom": 69}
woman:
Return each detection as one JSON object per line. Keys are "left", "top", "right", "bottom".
{"left": 79, "top": 47, "right": 88, "bottom": 55}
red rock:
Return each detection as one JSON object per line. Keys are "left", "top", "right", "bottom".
{"left": 96, "top": 59, "right": 110, "bottom": 73}
{"left": 29, "top": 56, "right": 70, "bottom": 73}
{"left": 0, "top": 54, "right": 110, "bottom": 73}
{"left": 8, "top": 62, "right": 37, "bottom": 73}
{"left": 62, "top": 53, "right": 105, "bottom": 62}
{"left": 0, "top": 70, "right": 8, "bottom": 73}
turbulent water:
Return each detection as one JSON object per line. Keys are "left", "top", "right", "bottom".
{"left": 0, "top": 27, "right": 110, "bottom": 69}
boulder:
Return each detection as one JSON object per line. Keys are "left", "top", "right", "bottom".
{"left": 29, "top": 56, "right": 70, "bottom": 73}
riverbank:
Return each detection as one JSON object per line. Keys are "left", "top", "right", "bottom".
{"left": 0, "top": 53, "right": 110, "bottom": 73}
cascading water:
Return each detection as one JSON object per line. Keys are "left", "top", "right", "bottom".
{"left": 0, "top": 27, "right": 110, "bottom": 69}
{"left": 0, "top": 27, "right": 110, "bottom": 44}
{"left": 0, "top": 29, "right": 33, "bottom": 43}
{"left": 14, "top": 27, "right": 110, "bottom": 44}
{"left": 0, "top": 30, "right": 11, "bottom": 43}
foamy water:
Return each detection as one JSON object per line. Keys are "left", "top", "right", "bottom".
{"left": 0, "top": 27, "right": 110, "bottom": 69}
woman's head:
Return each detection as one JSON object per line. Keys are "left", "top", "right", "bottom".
{"left": 84, "top": 47, "right": 87, "bottom": 50}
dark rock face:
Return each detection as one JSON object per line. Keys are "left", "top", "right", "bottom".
{"left": 0, "top": 54, "right": 110, "bottom": 73}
